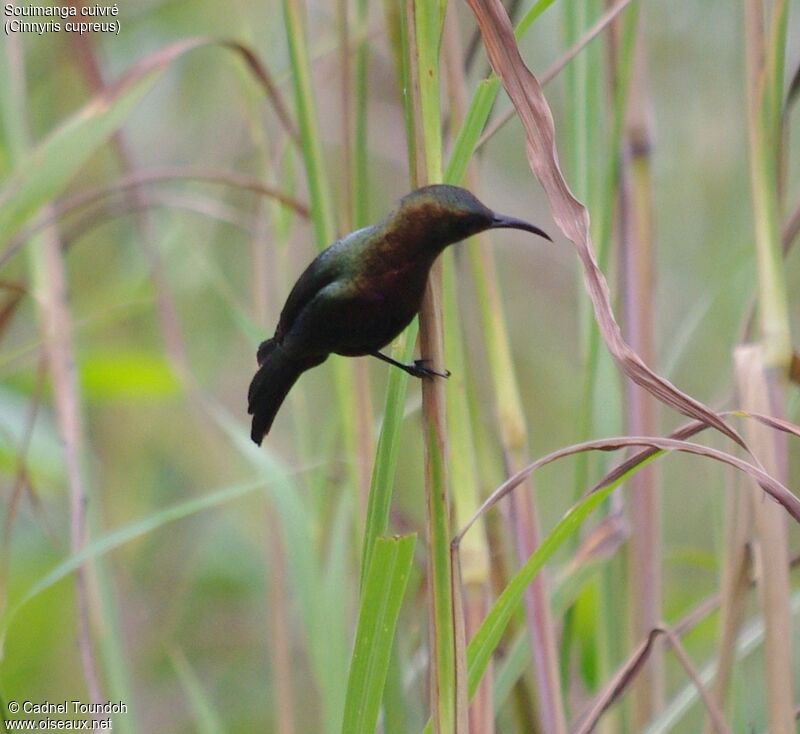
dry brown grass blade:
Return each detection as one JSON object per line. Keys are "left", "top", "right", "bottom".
{"left": 0, "top": 281, "right": 26, "bottom": 339}
{"left": 463, "top": 0, "right": 746, "bottom": 451}
{"left": 790, "top": 352, "right": 800, "bottom": 386}
{"left": 572, "top": 626, "right": 732, "bottom": 734}
{"left": 591, "top": 409, "right": 800, "bottom": 496}
{"left": 57, "top": 191, "right": 256, "bottom": 250}
{"left": 566, "top": 510, "right": 628, "bottom": 573}
{"left": 572, "top": 629, "right": 662, "bottom": 734}
{"left": 99, "top": 37, "right": 298, "bottom": 145}
{"left": 476, "top": 0, "right": 636, "bottom": 150}
{"left": 0, "top": 38, "right": 299, "bottom": 271}
{"left": 457, "top": 433, "right": 800, "bottom": 543}
{"left": 218, "top": 40, "right": 300, "bottom": 145}
{"left": 61, "top": 167, "right": 309, "bottom": 218}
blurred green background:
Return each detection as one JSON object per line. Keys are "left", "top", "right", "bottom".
{"left": 1, "top": 1, "right": 799, "bottom": 732}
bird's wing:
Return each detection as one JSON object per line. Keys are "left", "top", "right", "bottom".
{"left": 274, "top": 225, "right": 375, "bottom": 341}
{"left": 274, "top": 258, "right": 335, "bottom": 342}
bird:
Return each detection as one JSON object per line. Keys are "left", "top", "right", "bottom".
{"left": 248, "top": 184, "right": 551, "bottom": 444}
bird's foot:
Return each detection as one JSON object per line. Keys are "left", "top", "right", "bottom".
{"left": 410, "top": 359, "right": 451, "bottom": 379}
{"left": 370, "top": 351, "right": 450, "bottom": 379}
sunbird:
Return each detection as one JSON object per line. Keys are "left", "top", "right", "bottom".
{"left": 248, "top": 184, "right": 551, "bottom": 444}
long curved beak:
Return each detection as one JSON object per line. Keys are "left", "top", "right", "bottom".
{"left": 490, "top": 213, "right": 552, "bottom": 242}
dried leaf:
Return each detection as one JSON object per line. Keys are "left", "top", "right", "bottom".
{"left": 573, "top": 626, "right": 731, "bottom": 734}
{"left": 592, "top": 410, "right": 800, "bottom": 496}
{"left": 458, "top": 434, "right": 800, "bottom": 542}
{"left": 463, "top": 0, "right": 746, "bottom": 450}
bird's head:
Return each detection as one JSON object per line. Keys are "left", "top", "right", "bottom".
{"left": 395, "top": 184, "right": 552, "bottom": 250}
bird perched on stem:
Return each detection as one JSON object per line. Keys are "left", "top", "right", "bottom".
{"left": 248, "top": 184, "right": 551, "bottom": 444}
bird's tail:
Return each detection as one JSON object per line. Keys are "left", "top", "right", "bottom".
{"left": 248, "top": 339, "right": 309, "bottom": 445}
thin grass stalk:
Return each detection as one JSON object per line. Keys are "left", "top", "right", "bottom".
{"left": 443, "top": 0, "right": 555, "bottom": 188}
{"left": 338, "top": 0, "right": 354, "bottom": 233}
{"left": 741, "top": 3, "right": 794, "bottom": 731}
{"left": 384, "top": 0, "right": 418, "bottom": 186}
{"left": 456, "top": 80, "right": 571, "bottom": 734}
{"left": 284, "top": 0, "right": 371, "bottom": 527}
{"left": 734, "top": 346, "right": 794, "bottom": 734}
{"left": 267, "top": 509, "right": 296, "bottom": 734}
{"left": 568, "top": 0, "right": 637, "bottom": 504}
{"left": 338, "top": 0, "right": 375, "bottom": 526}
{"left": 169, "top": 649, "right": 226, "bottom": 734}
{"left": 744, "top": 0, "right": 791, "bottom": 369}
{"left": 359, "top": 330, "right": 416, "bottom": 584}
{"left": 28, "top": 25, "right": 141, "bottom": 728}
{"left": 446, "top": 6, "right": 577, "bottom": 729}
{"left": 441, "top": 10, "right": 495, "bottom": 732}
{"left": 419, "top": 262, "right": 456, "bottom": 734}
{"left": 473, "top": 0, "right": 637, "bottom": 154}
{"left": 506, "top": 492, "right": 566, "bottom": 734}
{"left": 703, "top": 469, "right": 751, "bottom": 734}
{"left": 574, "top": 626, "right": 732, "bottom": 734}
{"left": 283, "top": 0, "right": 337, "bottom": 246}
{"left": 258, "top": 143, "right": 301, "bottom": 734}
{"left": 352, "top": 0, "right": 370, "bottom": 230}
{"left": 619, "top": 18, "right": 664, "bottom": 726}
{"left": 359, "top": 0, "right": 420, "bottom": 590}
{"left": 561, "top": 0, "right": 603, "bottom": 566}
{"left": 282, "top": 0, "right": 361, "bottom": 491}
{"left": 2, "top": 29, "right": 104, "bottom": 706}
{"left": 351, "top": 0, "right": 376, "bottom": 521}
{"left": 638, "top": 596, "right": 800, "bottom": 733}
{"left": 35, "top": 226, "right": 104, "bottom": 708}
{"left": 408, "top": 1, "right": 458, "bottom": 730}
{"left": 562, "top": 4, "right": 633, "bottom": 730}
{"left": 282, "top": 4, "right": 360, "bottom": 731}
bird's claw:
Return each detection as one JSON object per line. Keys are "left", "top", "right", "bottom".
{"left": 412, "top": 359, "right": 451, "bottom": 379}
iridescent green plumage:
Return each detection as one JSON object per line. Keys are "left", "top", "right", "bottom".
{"left": 248, "top": 184, "right": 550, "bottom": 444}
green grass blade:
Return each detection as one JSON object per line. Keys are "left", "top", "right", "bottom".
{"left": 360, "top": 325, "right": 417, "bottom": 589}
{"left": 443, "top": 78, "right": 499, "bottom": 186}
{"left": 442, "top": 0, "right": 555, "bottom": 185}
{"left": 283, "top": 0, "right": 336, "bottom": 247}
{"left": 282, "top": 0, "right": 361, "bottom": 519}
{"left": 171, "top": 649, "right": 228, "bottom": 734}
{"left": 414, "top": 0, "right": 445, "bottom": 183}
{"left": 0, "top": 476, "right": 267, "bottom": 653}
{"left": 383, "top": 0, "right": 418, "bottom": 184}
{"left": 0, "top": 58, "right": 164, "bottom": 246}
{"left": 352, "top": 0, "right": 370, "bottom": 229}
{"left": 411, "top": 1, "right": 455, "bottom": 730}
{"left": 199, "top": 397, "right": 351, "bottom": 734}
{"left": 342, "top": 534, "right": 416, "bottom": 734}
{"left": 316, "top": 492, "right": 354, "bottom": 734}
{"left": 421, "top": 467, "right": 619, "bottom": 734}
{"left": 464, "top": 485, "right": 610, "bottom": 699}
